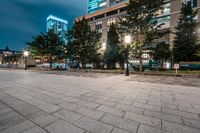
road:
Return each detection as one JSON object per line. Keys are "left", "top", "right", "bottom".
{"left": 0, "top": 69, "right": 200, "bottom": 133}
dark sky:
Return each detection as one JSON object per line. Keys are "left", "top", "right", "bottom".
{"left": 0, "top": 0, "right": 86, "bottom": 51}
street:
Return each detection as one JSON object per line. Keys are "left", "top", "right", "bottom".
{"left": 0, "top": 69, "right": 200, "bottom": 133}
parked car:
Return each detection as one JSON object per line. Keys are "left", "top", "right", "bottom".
{"left": 84, "top": 63, "right": 93, "bottom": 69}
{"left": 37, "top": 63, "right": 70, "bottom": 70}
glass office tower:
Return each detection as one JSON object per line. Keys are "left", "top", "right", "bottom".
{"left": 87, "top": 0, "right": 128, "bottom": 13}
{"left": 46, "top": 15, "right": 68, "bottom": 43}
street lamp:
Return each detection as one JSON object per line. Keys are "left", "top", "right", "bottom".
{"left": 64, "top": 50, "right": 67, "bottom": 70}
{"left": 24, "top": 51, "right": 29, "bottom": 70}
{"left": 102, "top": 42, "right": 106, "bottom": 50}
{"left": 124, "top": 35, "right": 131, "bottom": 76}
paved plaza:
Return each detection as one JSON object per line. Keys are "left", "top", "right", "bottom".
{"left": 0, "top": 70, "right": 200, "bottom": 133}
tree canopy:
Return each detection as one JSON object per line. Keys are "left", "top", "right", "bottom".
{"left": 173, "top": 2, "right": 200, "bottom": 62}
{"left": 119, "top": 0, "right": 165, "bottom": 71}
{"left": 27, "top": 29, "right": 65, "bottom": 68}
{"left": 104, "top": 24, "right": 121, "bottom": 68}
{"left": 66, "top": 17, "right": 101, "bottom": 65}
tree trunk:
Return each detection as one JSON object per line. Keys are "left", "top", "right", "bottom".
{"left": 139, "top": 57, "right": 143, "bottom": 72}
{"left": 161, "top": 59, "right": 164, "bottom": 69}
{"left": 112, "top": 61, "right": 115, "bottom": 69}
{"left": 49, "top": 57, "right": 53, "bottom": 69}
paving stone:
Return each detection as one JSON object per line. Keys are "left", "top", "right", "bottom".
{"left": 1, "top": 70, "right": 200, "bottom": 133}
{"left": 115, "top": 104, "right": 144, "bottom": 114}
{"left": 45, "top": 119, "right": 85, "bottom": 133}
{"left": 178, "top": 106, "right": 200, "bottom": 114}
{"left": 75, "top": 107, "right": 105, "bottom": 120}
{"left": 58, "top": 102, "right": 82, "bottom": 111}
{"left": 137, "top": 124, "right": 170, "bottom": 133}
{"left": 27, "top": 111, "right": 58, "bottom": 127}
{"left": 133, "top": 102, "right": 161, "bottom": 112}
{"left": 164, "top": 103, "right": 178, "bottom": 110}
{"left": 13, "top": 104, "right": 41, "bottom": 116}
{"left": 77, "top": 100, "right": 100, "bottom": 109}
{"left": 147, "top": 100, "right": 163, "bottom": 107}
{"left": 0, "top": 103, "right": 8, "bottom": 110}
{"left": 74, "top": 116, "right": 113, "bottom": 133}
{"left": 0, "top": 111, "right": 21, "bottom": 121}
{"left": 100, "top": 114, "right": 138, "bottom": 133}
{"left": 163, "top": 120, "right": 200, "bottom": 133}
{"left": 97, "top": 105, "right": 125, "bottom": 117}
{"left": 111, "top": 128, "right": 129, "bottom": 133}
{"left": 76, "top": 95, "right": 96, "bottom": 102}
{"left": 36, "top": 103, "right": 61, "bottom": 113}
{"left": 0, "top": 108, "right": 12, "bottom": 115}
{"left": 61, "top": 96, "right": 81, "bottom": 103}
{"left": 162, "top": 108, "right": 200, "bottom": 120}
{"left": 0, "top": 120, "right": 35, "bottom": 133}
{"left": 53, "top": 109, "right": 82, "bottom": 123}
{"left": 0, "top": 113, "right": 25, "bottom": 130}
{"left": 109, "top": 98, "right": 133, "bottom": 105}
{"left": 183, "top": 118, "right": 200, "bottom": 129}
{"left": 144, "top": 110, "right": 183, "bottom": 124}
{"left": 94, "top": 99, "right": 117, "bottom": 107}
{"left": 124, "top": 112, "right": 161, "bottom": 128}
{"left": 22, "top": 126, "right": 47, "bottom": 133}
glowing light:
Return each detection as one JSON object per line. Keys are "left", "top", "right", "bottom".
{"left": 102, "top": 42, "right": 106, "bottom": 50}
{"left": 125, "top": 35, "right": 131, "bottom": 44}
{"left": 24, "top": 51, "right": 29, "bottom": 57}
{"left": 47, "top": 15, "right": 68, "bottom": 24}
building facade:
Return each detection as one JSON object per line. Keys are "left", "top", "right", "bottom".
{"left": 0, "top": 47, "right": 21, "bottom": 64}
{"left": 46, "top": 15, "right": 68, "bottom": 43}
{"left": 84, "top": 0, "right": 200, "bottom": 48}
{"left": 87, "top": 0, "right": 128, "bottom": 13}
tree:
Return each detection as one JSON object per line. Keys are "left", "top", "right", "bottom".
{"left": 153, "top": 42, "right": 171, "bottom": 69}
{"left": 104, "top": 24, "right": 121, "bottom": 69}
{"left": 119, "top": 0, "right": 164, "bottom": 71}
{"left": 27, "top": 29, "right": 65, "bottom": 69}
{"left": 66, "top": 17, "right": 101, "bottom": 66}
{"left": 3, "top": 54, "right": 21, "bottom": 64}
{"left": 173, "top": 2, "right": 200, "bottom": 62}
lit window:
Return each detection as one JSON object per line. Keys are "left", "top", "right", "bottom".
{"left": 107, "top": 18, "right": 116, "bottom": 26}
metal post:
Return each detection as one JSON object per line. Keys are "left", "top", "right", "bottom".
{"left": 125, "top": 47, "right": 129, "bottom": 76}
{"left": 25, "top": 57, "right": 27, "bottom": 70}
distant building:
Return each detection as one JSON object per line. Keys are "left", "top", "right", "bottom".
{"left": 87, "top": 0, "right": 128, "bottom": 13}
{"left": 83, "top": 0, "right": 200, "bottom": 47}
{"left": 46, "top": 15, "right": 68, "bottom": 43}
{"left": 0, "top": 46, "right": 21, "bottom": 64}
{"left": 79, "top": 0, "right": 200, "bottom": 68}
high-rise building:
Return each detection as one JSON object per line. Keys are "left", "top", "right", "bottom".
{"left": 78, "top": 0, "right": 200, "bottom": 67}
{"left": 87, "top": 0, "right": 128, "bottom": 13}
{"left": 83, "top": 0, "right": 200, "bottom": 47}
{"left": 46, "top": 15, "right": 68, "bottom": 43}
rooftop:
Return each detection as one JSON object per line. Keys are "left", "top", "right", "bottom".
{"left": 47, "top": 15, "right": 68, "bottom": 24}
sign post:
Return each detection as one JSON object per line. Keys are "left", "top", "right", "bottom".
{"left": 174, "top": 64, "right": 179, "bottom": 75}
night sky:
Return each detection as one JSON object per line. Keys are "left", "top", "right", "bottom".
{"left": 0, "top": 0, "right": 86, "bottom": 51}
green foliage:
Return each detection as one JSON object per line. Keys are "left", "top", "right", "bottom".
{"left": 66, "top": 17, "right": 101, "bottom": 65}
{"left": 27, "top": 29, "right": 65, "bottom": 68}
{"left": 173, "top": 3, "right": 200, "bottom": 62}
{"left": 119, "top": 0, "right": 165, "bottom": 71}
{"left": 104, "top": 24, "right": 121, "bottom": 68}
{"left": 152, "top": 42, "right": 171, "bottom": 68}
{"left": 3, "top": 54, "right": 21, "bottom": 64}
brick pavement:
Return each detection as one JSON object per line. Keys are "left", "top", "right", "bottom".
{"left": 0, "top": 70, "right": 200, "bottom": 133}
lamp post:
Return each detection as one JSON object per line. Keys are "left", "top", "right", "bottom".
{"left": 24, "top": 51, "right": 29, "bottom": 70}
{"left": 102, "top": 42, "right": 106, "bottom": 50}
{"left": 124, "top": 35, "right": 131, "bottom": 76}
{"left": 65, "top": 50, "right": 67, "bottom": 71}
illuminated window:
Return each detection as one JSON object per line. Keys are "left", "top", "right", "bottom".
{"left": 107, "top": 18, "right": 116, "bottom": 26}
{"left": 182, "top": 0, "right": 197, "bottom": 7}
{"left": 96, "top": 21, "right": 102, "bottom": 30}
